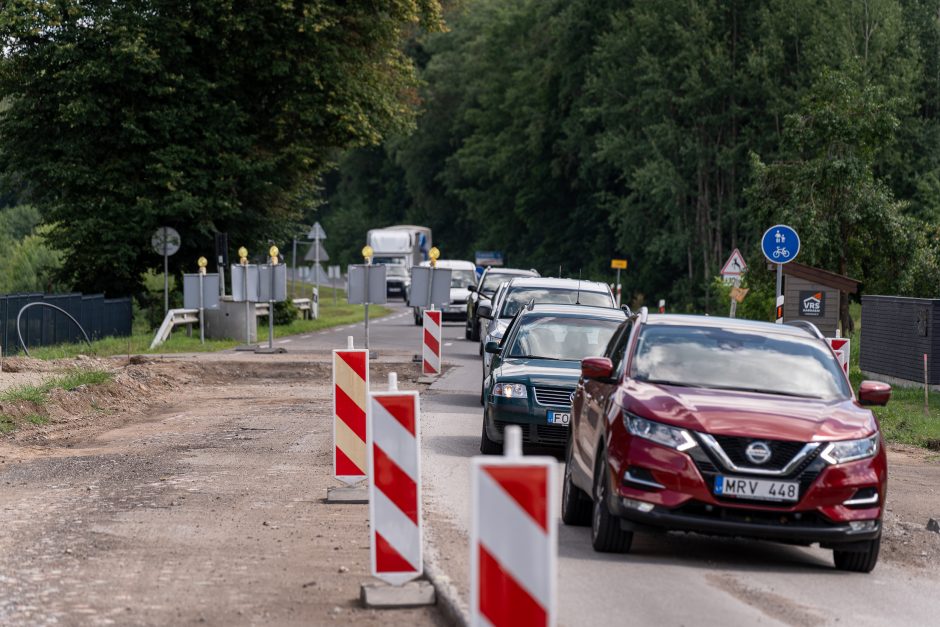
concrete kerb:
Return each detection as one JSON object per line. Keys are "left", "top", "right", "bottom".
{"left": 423, "top": 524, "right": 469, "bottom": 626}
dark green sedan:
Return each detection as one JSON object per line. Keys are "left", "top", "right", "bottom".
{"left": 481, "top": 303, "right": 625, "bottom": 453}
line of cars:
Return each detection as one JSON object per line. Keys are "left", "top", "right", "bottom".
{"left": 461, "top": 265, "right": 893, "bottom": 573}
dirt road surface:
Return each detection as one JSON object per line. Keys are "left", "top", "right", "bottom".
{"left": 0, "top": 357, "right": 443, "bottom": 626}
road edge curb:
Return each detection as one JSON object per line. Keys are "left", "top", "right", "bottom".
{"left": 424, "top": 527, "right": 469, "bottom": 626}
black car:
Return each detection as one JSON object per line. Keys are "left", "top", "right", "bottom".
{"left": 465, "top": 267, "right": 539, "bottom": 341}
{"left": 481, "top": 303, "right": 625, "bottom": 453}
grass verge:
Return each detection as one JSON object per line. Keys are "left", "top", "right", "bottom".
{"left": 0, "top": 369, "right": 115, "bottom": 405}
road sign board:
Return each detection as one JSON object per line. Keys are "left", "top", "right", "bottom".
{"left": 183, "top": 274, "right": 221, "bottom": 310}
{"left": 348, "top": 264, "right": 387, "bottom": 305}
{"left": 151, "top": 226, "right": 181, "bottom": 256}
{"left": 308, "top": 222, "right": 327, "bottom": 240}
{"left": 611, "top": 259, "right": 628, "bottom": 270}
{"left": 408, "top": 267, "right": 452, "bottom": 309}
{"left": 475, "top": 251, "right": 504, "bottom": 267}
{"left": 761, "top": 224, "right": 800, "bottom": 264}
{"left": 258, "top": 264, "right": 288, "bottom": 301}
{"left": 720, "top": 249, "right": 747, "bottom": 277}
{"left": 333, "top": 347, "right": 369, "bottom": 485}
{"left": 303, "top": 240, "right": 330, "bottom": 262}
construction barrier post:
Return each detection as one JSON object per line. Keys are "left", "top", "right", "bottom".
{"left": 333, "top": 335, "right": 369, "bottom": 485}
{"left": 368, "top": 372, "right": 423, "bottom": 585}
{"left": 422, "top": 309, "right": 442, "bottom": 376}
{"left": 471, "top": 425, "right": 557, "bottom": 626}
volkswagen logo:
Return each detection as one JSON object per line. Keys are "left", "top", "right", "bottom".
{"left": 745, "top": 441, "right": 772, "bottom": 465}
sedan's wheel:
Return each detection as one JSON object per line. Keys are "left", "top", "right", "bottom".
{"left": 465, "top": 323, "right": 472, "bottom": 340}
{"left": 413, "top": 311, "right": 421, "bottom": 326}
{"left": 591, "top": 450, "right": 633, "bottom": 553}
{"left": 833, "top": 536, "right": 881, "bottom": 573}
{"left": 480, "top": 381, "right": 485, "bottom": 406}
{"left": 471, "top": 317, "right": 481, "bottom": 341}
{"left": 480, "top": 415, "right": 502, "bottom": 455}
{"left": 561, "top": 440, "right": 591, "bottom": 526}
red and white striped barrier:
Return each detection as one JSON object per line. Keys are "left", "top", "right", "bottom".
{"left": 827, "top": 337, "right": 851, "bottom": 377}
{"left": 471, "top": 426, "right": 557, "bottom": 627}
{"left": 775, "top": 294, "right": 785, "bottom": 324}
{"left": 423, "top": 309, "right": 442, "bottom": 376}
{"left": 333, "top": 336, "right": 369, "bottom": 485}
{"left": 368, "top": 373, "right": 423, "bottom": 586}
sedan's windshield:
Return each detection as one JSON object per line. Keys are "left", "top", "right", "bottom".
{"left": 505, "top": 316, "right": 621, "bottom": 361}
{"left": 385, "top": 265, "right": 408, "bottom": 278}
{"left": 450, "top": 270, "right": 477, "bottom": 289}
{"left": 499, "top": 288, "right": 613, "bottom": 318}
{"left": 481, "top": 273, "right": 522, "bottom": 295}
{"left": 631, "top": 325, "right": 851, "bottom": 400}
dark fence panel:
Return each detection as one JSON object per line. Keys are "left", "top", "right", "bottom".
{"left": 860, "top": 295, "right": 940, "bottom": 385}
{"left": 0, "top": 292, "right": 133, "bottom": 355}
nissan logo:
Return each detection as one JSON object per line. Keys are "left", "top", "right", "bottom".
{"left": 745, "top": 441, "right": 772, "bottom": 465}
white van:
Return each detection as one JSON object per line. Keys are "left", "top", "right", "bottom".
{"left": 412, "top": 259, "right": 478, "bottom": 325}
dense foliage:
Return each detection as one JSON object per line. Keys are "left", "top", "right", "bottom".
{"left": 319, "top": 0, "right": 940, "bottom": 317}
{"left": 0, "top": 0, "right": 442, "bottom": 296}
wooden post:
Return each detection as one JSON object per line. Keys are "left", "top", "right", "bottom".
{"left": 925, "top": 353, "right": 929, "bottom": 417}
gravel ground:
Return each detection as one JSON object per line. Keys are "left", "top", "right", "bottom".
{"left": 0, "top": 358, "right": 444, "bottom": 626}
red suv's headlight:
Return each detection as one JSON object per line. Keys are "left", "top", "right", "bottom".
{"left": 820, "top": 433, "right": 879, "bottom": 464}
{"left": 624, "top": 413, "right": 697, "bottom": 452}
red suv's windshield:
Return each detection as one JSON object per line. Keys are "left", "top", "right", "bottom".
{"left": 630, "top": 325, "right": 851, "bottom": 400}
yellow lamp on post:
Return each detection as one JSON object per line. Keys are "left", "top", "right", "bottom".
{"left": 197, "top": 256, "right": 208, "bottom": 275}
{"left": 362, "top": 245, "right": 374, "bottom": 265}
{"left": 238, "top": 246, "right": 248, "bottom": 266}
{"left": 429, "top": 246, "right": 440, "bottom": 268}
{"left": 269, "top": 245, "right": 279, "bottom": 265}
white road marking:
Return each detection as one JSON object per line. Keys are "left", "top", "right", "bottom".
{"left": 277, "top": 339, "right": 292, "bottom": 344}
{"left": 445, "top": 342, "right": 453, "bottom": 347}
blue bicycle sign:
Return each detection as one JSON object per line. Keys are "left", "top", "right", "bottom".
{"left": 761, "top": 224, "right": 800, "bottom": 264}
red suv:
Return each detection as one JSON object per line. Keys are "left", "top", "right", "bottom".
{"left": 564, "top": 310, "right": 891, "bottom": 572}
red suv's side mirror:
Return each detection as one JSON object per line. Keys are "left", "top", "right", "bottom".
{"left": 582, "top": 357, "right": 614, "bottom": 380}
{"left": 858, "top": 380, "right": 891, "bottom": 406}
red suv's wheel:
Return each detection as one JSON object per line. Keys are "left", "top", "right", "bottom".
{"left": 561, "top": 441, "right": 591, "bottom": 526}
{"left": 833, "top": 537, "right": 881, "bottom": 573}
{"left": 591, "top": 449, "right": 633, "bottom": 553}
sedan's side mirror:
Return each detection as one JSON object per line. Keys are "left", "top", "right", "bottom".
{"left": 858, "top": 380, "right": 891, "bottom": 406}
{"left": 484, "top": 341, "right": 501, "bottom": 355}
{"left": 582, "top": 357, "right": 614, "bottom": 380}
{"left": 478, "top": 304, "right": 493, "bottom": 319}
{"left": 468, "top": 285, "right": 477, "bottom": 293}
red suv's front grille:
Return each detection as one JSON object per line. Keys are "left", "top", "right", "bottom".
{"left": 711, "top": 435, "right": 806, "bottom": 471}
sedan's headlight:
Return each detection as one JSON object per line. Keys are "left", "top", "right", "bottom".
{"left": 821, "top": 434, "right": 879, "bottom": 464}
{"left": 493, "top": 383, "right": 528, "bottom": 399}
{"left": 625, "top": 414, "right": 696, "bottom": 452}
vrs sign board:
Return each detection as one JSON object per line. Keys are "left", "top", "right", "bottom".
{"left": 799, "top": 291, "right": 825, "bottom": 317}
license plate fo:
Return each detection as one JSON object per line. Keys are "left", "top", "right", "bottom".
{"left": 714, "top": 476, "right": 799, "bottom": 502}
{"left": 547, "top": 411, "right": 570, "bottom": 426}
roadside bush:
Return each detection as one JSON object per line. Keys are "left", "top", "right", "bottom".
{"left": 273, "top": 300, "right": 300, "bottom": 325}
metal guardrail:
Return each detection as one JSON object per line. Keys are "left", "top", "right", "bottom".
{"left": 150, "top": 308, "right": 200, "bottom": 349}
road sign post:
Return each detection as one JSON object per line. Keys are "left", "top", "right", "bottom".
{"left": 761, "top": 225, "right": 800, "bottom": 324}
{"left": 348, "top": 246, "right": 387, "bottom": 356}
{"left": 720, "top": 249, "right": 748, "bottom": 318}
{"left": 611, "top": 259, "right": 627, "bottom": 308}
{"left": 151, "top": 226, "right": 181, "bottom": 316}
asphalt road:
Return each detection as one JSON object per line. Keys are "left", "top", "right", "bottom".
{"left": 289, "top": 302, "right": 940, "bottom": 626}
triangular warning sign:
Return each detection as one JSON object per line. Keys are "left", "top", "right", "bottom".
{"left": 721, "top": 249, "right": 748, "bottom": 277}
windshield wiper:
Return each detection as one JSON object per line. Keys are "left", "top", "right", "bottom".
{"left": 639, "top": 379, "right": 705, "bottom": 388}
{"left": 704, "top": 384, "right": 823, "bottom": 399}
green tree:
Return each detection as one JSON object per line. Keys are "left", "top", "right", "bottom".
{"left": 0, "top": 0, "right": 441, "bottom": 296}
